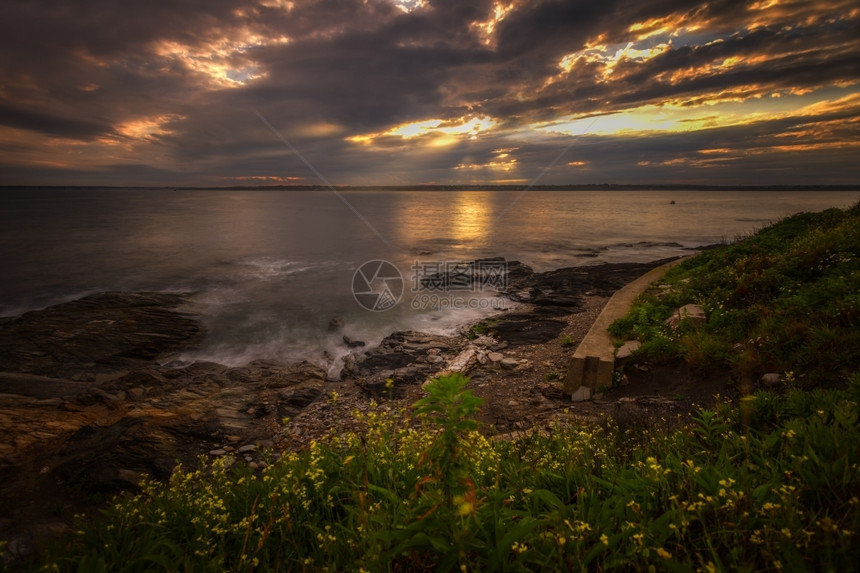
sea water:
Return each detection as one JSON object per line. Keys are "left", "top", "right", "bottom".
{"left": 1, "top": 188, "right": 856, "bottom": 374}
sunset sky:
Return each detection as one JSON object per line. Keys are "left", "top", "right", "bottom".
{"left": 1, "top": 0, "right": 858, "bottom": 187}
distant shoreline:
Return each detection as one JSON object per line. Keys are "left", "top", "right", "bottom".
{"left": 2, "top": 184, "right": 859, "bottom": 192}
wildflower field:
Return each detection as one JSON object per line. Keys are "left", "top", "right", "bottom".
{"left": 22, "top": 202, "right": 860, "bottom": 572}
{"left": 29, "top": 374, "right": 860, "bottom": 572}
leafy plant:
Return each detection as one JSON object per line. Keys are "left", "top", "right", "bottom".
{"left": 413, "top": 373, "right": 484, "bottom": 505}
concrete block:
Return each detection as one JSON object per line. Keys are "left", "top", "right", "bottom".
{"left": 570, "top": 386, "right": 592, "bottom": 402}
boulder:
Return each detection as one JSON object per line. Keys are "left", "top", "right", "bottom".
{"left": 615, "top": 340, "right": 642, "bottom": 360}
{"left": 665, "top": 304, "right": 706, "bottom": 329}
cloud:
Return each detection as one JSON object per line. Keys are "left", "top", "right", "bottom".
{"left": 0, "top": 0, "right": 858, "bottom": 186}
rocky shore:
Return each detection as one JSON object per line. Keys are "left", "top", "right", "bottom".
{"left": 0, "top": 258, "right": 726, "bottom": 564}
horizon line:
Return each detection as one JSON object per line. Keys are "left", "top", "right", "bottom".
{"left": 2, "top": 183, "right": 860, "bottom": 192}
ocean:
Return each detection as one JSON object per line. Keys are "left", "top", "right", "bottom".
{"left": 1, "top": 188, "right": 856, "bottom": 375}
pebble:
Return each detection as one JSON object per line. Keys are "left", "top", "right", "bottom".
{"left": 209, "top": 449, "right": 227, "bottom": 456}
{"left": 500, "top": 357, "right": 520, "bottom": 370}
{"left": 237, "top": 444, "right": 257, "bottom": 453}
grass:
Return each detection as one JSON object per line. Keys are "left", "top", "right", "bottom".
{"left": 25, "top": 373, "right": 860, "bottom": 571}
{"left": 608, "top": 202, "right": 860, "bottom": 379}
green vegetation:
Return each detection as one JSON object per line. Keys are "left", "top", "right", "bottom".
{"left": 560, "top": 334, "right": 577, "bottom": 348}
{"left": 609, "top": 203, "right": 860, "bottom": 377}
{"left": 28, "top": 374, "right": 860, "bottom": 571}
{"left": 21, "top": 204, "right": 860, "bottom": 571}
{"left": 467, "top": 319, "right": 500, "bottom": 340}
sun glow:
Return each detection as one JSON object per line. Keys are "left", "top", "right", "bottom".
{"left": 346, "top": 115, "right": 497, "bottom": 147}
{"left": 153, "top": 31, "right": 287, "bottom": 88}
{"left": 470, "top": 1, "right": 519, "bottom": 46}
{"left": 537, "top": 85, "right": 860, "bottom": 138}
{"left": 390, "top": 0, "right": 427, "bottom": 13}
{"left": 555, "top": 40, "right": 671, "bottom": 82}
{"left": 628, "top": 12, "right": 702, "bottom": 41}
{"left": 117, "top": 114, "right": 186, "bottom": 141}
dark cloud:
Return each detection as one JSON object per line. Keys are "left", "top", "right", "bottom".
{"left": 0, "top": 0, "right": 858, "bottom": 186}
{"left": 0, "top": 103, "right": 112, "bottom": 139}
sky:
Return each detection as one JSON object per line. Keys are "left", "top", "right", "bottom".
{"left": 1, "top": 0, "right": 858, "bottom": 187}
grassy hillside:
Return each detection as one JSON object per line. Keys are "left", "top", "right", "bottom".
{"left": 609, "top": 202, "right": 860, "bottom": 381}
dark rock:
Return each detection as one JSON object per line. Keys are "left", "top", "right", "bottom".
{"left": 0, "top": 292, "right": 202, "bottom": 378}
{"left": 51, "top": 418, "right": 181, "bottom": 493}
{"left": 343, "top": 331, "right": 461, "bottom": 383}
{"left": 506, "top": 259, "right": 680, "bottom": 305}
{"left": 486, "top": 315, "right": 566, "bottom": 347}
{"left": 343, "top": 336, "right": 366, "bottom": 348}
{"left": 0, "top": 291, "right": 332, "bottom": 560}
{"left": 278, "top": 385, "right": 324, "bottom": 417}
{"left": 344, "top": 331, "right": 463, "bottom": 398}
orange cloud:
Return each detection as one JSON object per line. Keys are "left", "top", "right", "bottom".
{"left": 346, "top": 115, "right": 498, "bottom": 148}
